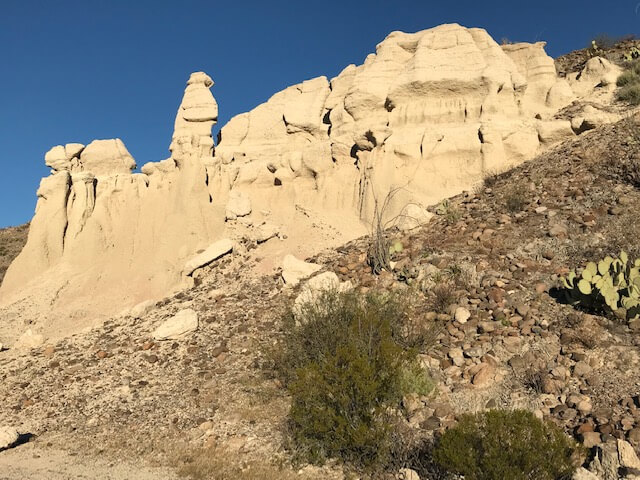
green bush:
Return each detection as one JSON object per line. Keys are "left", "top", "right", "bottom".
{"left": 617, "top": 83, "right": 640, "bottom": 105}
{"left": 398, "top": 360, "right": 435, "bottom": 397}
{"left": 616, "top": 60, "right": 640, "bottom": 105}
{"left": 617, "top": 70, "right": 638, "bottom": 87}
{"left": 433, "top": 409, "right": 583, "bottom": 480}
{"left": 276, "top": 290, "right": 433, "bottom": 470}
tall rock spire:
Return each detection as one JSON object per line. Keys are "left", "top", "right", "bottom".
{"left": 170, "top": 72, "right": 218, "bottom": 162}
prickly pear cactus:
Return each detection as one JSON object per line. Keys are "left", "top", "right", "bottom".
{"left": 388, "top": 240, "right": 404, "bottom": 256}
{"left": 561, "top": 251, "right": 640, "bottom": 321}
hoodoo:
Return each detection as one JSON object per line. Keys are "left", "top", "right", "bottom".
{"left": 0, "top": 24, "right": 621, "bottom": 342}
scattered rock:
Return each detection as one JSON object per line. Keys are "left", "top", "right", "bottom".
{"left": 581, "top": 431, "right": 601, "bottom": 448}
{"left": 472, "top": 363, "right": 496, "bottom": 387}
{"left": 454, "top": 307, "right": 471, "bottom": 324}
{"left": 252, "top": 223, "right": 279, "bottom": 244}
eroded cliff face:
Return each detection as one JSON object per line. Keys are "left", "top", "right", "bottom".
{"left": 0, "top": 24, "right": 621, "bottom": 341}
{"left": 0, "top": 73, "right": 224, "bottom": 338}
{"left": 213, "top": 25, "right": 613, "bottom": 226}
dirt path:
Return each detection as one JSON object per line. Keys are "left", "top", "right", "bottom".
{"left": 0, "top": 442, "right": 179, "bottom": 480}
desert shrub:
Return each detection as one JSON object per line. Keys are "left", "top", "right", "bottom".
{"left": 435, "top": 199, "right": 461, "bottom": 225}
{"left": 617, "top": 70, "right": 638, "bottom": 87}
{"left": 615, "top": 60, "right": 640, "bottom": 105}
{"left": 618, "top": 83, "right": 640, "bottom": 105}
{"left": 276, "top": 290, "right": 433, "bottom": 470}
{"left": 482, "top": 170, "right": 501, "bottom": 188}
{"left": 433, "top": 409, "right": 583, "bottom": 480}
{"left": 504, "top": 187, "right": 527, "bottom": 213}
{"left": 398, "top": 359, "right": 435, "bottom": 397}
{"left": 429, "top": 282, "right": 458, "bottom": 314}
{"left": 590, "top": 33, "right": 621, "bottom": 50}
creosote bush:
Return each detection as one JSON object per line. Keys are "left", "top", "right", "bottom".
{"left": 274, "top": 290, "right": 434, "bottom": 471}
{"left": 433, "top": 409, "right": 583, "bottom": 480}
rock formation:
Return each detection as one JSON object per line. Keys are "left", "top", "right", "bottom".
{"left": 0, "top": 72, "right": 224, "bottom": 340}
{"left": 0, "top": 24, "right": 623, "bottom": 342}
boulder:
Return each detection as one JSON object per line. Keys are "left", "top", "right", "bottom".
{"left": 618, "top": 439, "right": 640, "bottom": 470}
{"left": 281, "top": 254, "right": 321, "bottom": 286}
{"left": 589, "top": 440, "right": 640, "bottom": 480}
{"left": 398, "top": 468, "right": 421, "bottom": 480}
{"left": 0, "top": 426, "right": 19, "bottom": 451}
{"left": 395, "top": 204, "right": 433, "bottom": 231}
{"left": 152, "top": 309, "right": 198, "bottom": 340}
{"left": 184, "top": 239, "right": 233, "bottom": 276}
{"left": 252, "top": 223, "right": 279, "bottom": 243}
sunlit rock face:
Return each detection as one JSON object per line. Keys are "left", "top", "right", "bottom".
{"left": 2, "top": 24, "right": 618, "bottom": 338}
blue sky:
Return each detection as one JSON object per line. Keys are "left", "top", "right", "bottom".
{"left": 1, "top": 0, "right": 638, "bottom": 227}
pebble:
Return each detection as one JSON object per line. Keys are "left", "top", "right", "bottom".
{"left": 454, "top": 307, "right": 471, "bottom": 324}
{"left": 581, "top": 431, "right": 601, "bottom": 448}
{"left": 574, "top": 361, "right": 593, "bottom": 376}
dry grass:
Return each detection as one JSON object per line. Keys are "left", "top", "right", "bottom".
{"left": 0, "top": 223, "right": 29, "bottom": 284}
{"left": 172, "top": 446, "right": 307, "bottom": 480}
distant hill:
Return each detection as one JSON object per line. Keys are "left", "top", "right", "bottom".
{"left": 0, "top": 224, "right": 28, "bottom": 284}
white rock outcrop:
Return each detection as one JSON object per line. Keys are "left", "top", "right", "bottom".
{"left": 0, "top": 426, "right": 19, "bottom": 451}
{"left": 395, "top": 204, "right": 433, "bottom": 231}
{"left": 281, "top": 254, "right": 322, "bottom": 286}
{"left": 152, "top": 309, "right": 198, "bottom": 340}
{"left": 0, "top": 25, "right": 620, "bottom": 336}
{"left": 1, "top": 72, "right": 224, "bottom": 337}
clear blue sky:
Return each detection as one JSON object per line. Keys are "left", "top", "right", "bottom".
{"left": 1, "top": 0, "right": 638, "bottom": 227}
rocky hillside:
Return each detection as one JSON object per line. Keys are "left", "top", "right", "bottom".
{"left": 2, "top": 108, "right": 640, "bottom": 478}
{"left": 556, "top": 36, "right": 640, "bottom": 76}
{"left": 0, "top": 224, "right": 28, "bottom": 284}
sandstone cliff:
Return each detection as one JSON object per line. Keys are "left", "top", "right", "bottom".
{"left": 0, "top": 24, "right": 621, "bottom": 342}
